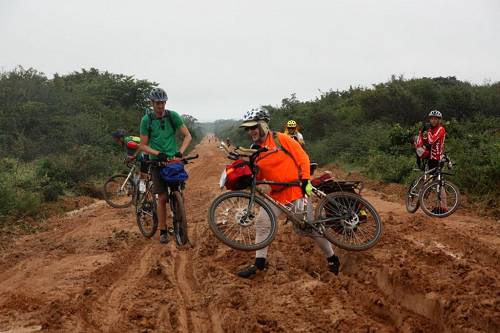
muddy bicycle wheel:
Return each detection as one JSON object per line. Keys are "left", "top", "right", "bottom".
{"left": 315, "top": 192, "right": 382, "bottom": 251}
{"left": 208, "top": 191, "right": 277, "bottom": 251}
{"left": 103, "top": 174, "right": 135, "bottom": 208}
{"left": 406, "top": 177, "right": 422, "bottom": 213}
{"left": 419, "top": 180, "right": 460, "bottom": 218}
{"left": 136, "top": 185, "right": 158, "bottom": 238}
{"left": 171, "top": 191, "right": 189, "bottom": 246}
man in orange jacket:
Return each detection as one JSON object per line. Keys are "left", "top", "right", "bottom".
{"left": 236, "top": 108, "right": 340, "bottom": 278}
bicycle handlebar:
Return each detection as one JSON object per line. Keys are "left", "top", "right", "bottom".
{"left": 144, "top": 154, "right": 199, "bottom": 166}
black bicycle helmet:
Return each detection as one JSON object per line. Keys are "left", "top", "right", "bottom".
{"left": 111, "top": 129, "right": 126, "bottom": 138}
{"left": 148, "top": 87, "right": 168, "bottom": 102}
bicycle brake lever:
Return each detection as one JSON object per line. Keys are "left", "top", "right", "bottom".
{"left": 228, "top": 152, "right": 240, "bottom": 160}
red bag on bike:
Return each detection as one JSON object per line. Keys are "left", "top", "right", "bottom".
{"left": 224, "top": 160, "right": 252, "bottom": 190}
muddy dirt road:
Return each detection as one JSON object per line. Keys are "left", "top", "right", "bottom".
{"left": 1, "top": 138, "right": 499, "bottom": 333}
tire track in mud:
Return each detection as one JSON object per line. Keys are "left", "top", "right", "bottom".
{"left": 171, "top": 251, "right": 223, "bottom": 333}
{"left": 96, "top": 245, "right": 157, "bottom": 331}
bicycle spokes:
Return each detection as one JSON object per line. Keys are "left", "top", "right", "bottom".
{"left": 210, "top": 193, "right": 275, "bottom": 251}
{"left": 420, "top": 181, "right": 459, "bottom": 217}
{"left": 317, "top": 193, "right": 382, "bottom": 251}
{"left": 136, "top": 189, "right": 157, "bottom": 238}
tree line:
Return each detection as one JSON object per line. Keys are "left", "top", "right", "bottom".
{"left": 0, "top": 67, "right": 202, "bottom": 224}
{"left": 212, "top": 76, "right": 499, "bottom": 216}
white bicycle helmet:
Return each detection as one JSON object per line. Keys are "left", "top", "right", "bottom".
{"left": 240, "top": 108, "right": 270, "bottom": 127}
{"left": 428, "top": 110, "right": 442, "bottom": 118}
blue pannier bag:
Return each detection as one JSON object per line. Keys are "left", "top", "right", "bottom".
{"left": 160, "top": 162, "right": 188, "bottom": 184}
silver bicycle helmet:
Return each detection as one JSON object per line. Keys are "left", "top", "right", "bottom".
{"left": 148, "top": 87, "right": 168, "bottom": 102}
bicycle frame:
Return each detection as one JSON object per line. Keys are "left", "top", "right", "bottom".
{"left": 244, "top": 158, "right": 353, "bottom": 231}
{"left": 410, "top": 160, "right": 453, "bottom": 196}
{"left": 121, "top": 164, "right": 138, "bottom": 190}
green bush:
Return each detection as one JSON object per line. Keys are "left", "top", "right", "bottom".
{"left": 366, "top": 153, "right": 414, "bottom": 183}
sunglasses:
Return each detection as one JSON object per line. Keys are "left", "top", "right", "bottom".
{"left": 245, "top": 125, "right": 259, "bottom": 131}
{"left": 153, "top": 101, "right": 166, "bottom": 105}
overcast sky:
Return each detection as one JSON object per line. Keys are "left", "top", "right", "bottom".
{"left": 1, "top": 0, "right": 499, "bottom": 121}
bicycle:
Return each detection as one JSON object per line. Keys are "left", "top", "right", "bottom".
{"left": 406, "top": 154, "right": 460, "bottom": 218}
{"left": 103, "top": 160, "right": 141, "bottom": 208}
{"left": 208, "top": 146, "right": 382, "bottom": 252}
{"left": 139, "top": 155, "right": 199, "bottom": 245}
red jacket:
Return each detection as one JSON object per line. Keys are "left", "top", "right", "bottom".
{"left": 426, "top": 125, "right": 446, "bottom": 160}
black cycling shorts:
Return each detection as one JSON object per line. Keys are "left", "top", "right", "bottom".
{"left": 427, "top": 159, "right": 443, "bottom": 171}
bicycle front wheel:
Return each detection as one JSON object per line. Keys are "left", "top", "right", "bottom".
{"left": 419, "top": 180, "right": 460, "bottom": 218}
{"left": 136, "top": 185, "right": 158, "bottom": 238}
{"left": 171, "top": 191, "right": 189, "bottom": 246}
{"left": 208, "top": 191, "right": 277, "bottom": 251}
{"left": 406, "top": 177, "right": 422, "bottom": 213}
{"left": 315, "top": 192, "right": 383, "bottom": 251}
{"left": 103, "top": 174, "right": 135, "bottom": 208}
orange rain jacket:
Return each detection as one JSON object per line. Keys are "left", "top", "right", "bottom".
{"left": 255, "top": 132, "right": 310, "bottom": 204}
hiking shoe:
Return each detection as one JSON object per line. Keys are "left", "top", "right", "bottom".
{"left": 236, "top": 265, "right": 261, "bottom": 279}
{"left": 327, "top": 255, "right": 340, "bottom": 275}
{"left": 160, "top": 231, "right": 169, "bottom": 244}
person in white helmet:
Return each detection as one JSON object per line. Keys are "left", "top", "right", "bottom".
{"left": 423, "top": 109, "right": 448, "bottom": 213}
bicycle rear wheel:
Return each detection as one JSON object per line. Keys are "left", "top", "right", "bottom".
{"left": 419, "top": 180, "right": 460, "bottom": 218}
{"left": 406, "top": 177, "right": 421, "bottom": 213}
{"left": 171, "top": 191, "right": 189, "bottom": 246}
{"left": 315, "top": 192, "right": 383, "bottom": 251}
{"left": 103, "top": 174, "right": 135, "bottom": 208}
{"left": 136, "top": 184, "right": 158, "bottom": 238}
{"left": 208, "top": 191, "right": 277, "bottom": 251}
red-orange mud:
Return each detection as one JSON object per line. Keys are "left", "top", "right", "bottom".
{"left": 1, "top": 138, "right": 498, "bottom": 332}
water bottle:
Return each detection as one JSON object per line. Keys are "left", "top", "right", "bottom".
{"left": 139, "top": 180, "right": 146, "bottom": 193}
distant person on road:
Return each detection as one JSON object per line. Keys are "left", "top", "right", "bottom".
{"left": 236, "top": 108, "right": 339, "bottom": 279}
{"left": 283, "top": 120, "right": 305, "bottom": 146}
{"left": 139, "top": 88, "right": 192, "bottom": 244}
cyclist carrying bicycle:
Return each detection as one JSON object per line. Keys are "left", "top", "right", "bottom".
{"left": 284, "top": 120, "right": 305, "bottom": 146}
{"left": 423, "top": 109, "right": 448, "bottom": 213}
{"left": 139, "top": 88, "right": 192, "bottom": 244}
{"left": 111, "top": 129, "right": 148, "bottom": 191}
{"left": 236, "top": 108, "right": 340, "bottom": 278}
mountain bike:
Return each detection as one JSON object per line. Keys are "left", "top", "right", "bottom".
{"left": 209, "top": 146, "right": 382, "bottom": 252}
{"left": 141, "top": 155, "right": 198, "bottom": 245}
{"left": 406, "top": 154, "right": 460, "bottom": 218}
{"left": 103, "top": 160, "right": 140, "bottom": 208}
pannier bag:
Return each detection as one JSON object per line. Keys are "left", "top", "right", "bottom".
{"left": 224, "top": 160, "right": 252, "bottom": 190}
{"left": 311, "top": 171, "right": 362, "bottom": 194}
{"left": 160, "top": 162, "right": 188, "bottom": 184}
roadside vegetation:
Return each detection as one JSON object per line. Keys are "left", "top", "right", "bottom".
{"left": 212, "top": 76, "right": 500, "bottom": 216}
{"left": 0, "top": 67, "right": 202, "bottom": 225}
